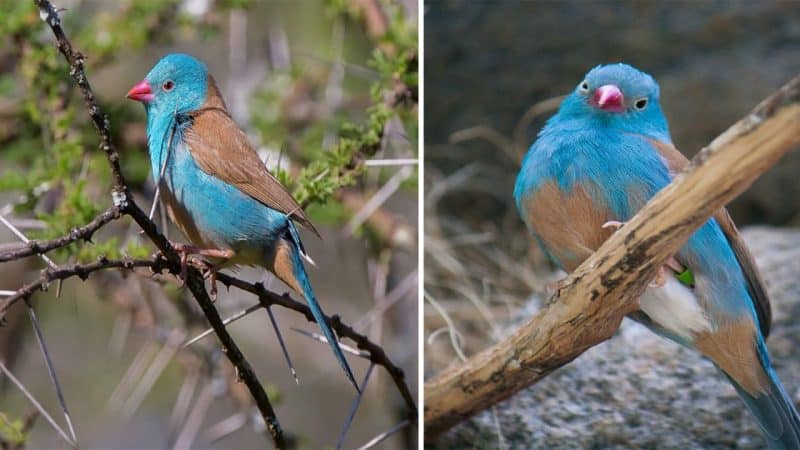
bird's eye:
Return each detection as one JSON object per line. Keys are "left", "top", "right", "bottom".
{"left": 162, "top": 80, "right": 175, "bottom": 92}
{"left": 634, "top": 98, "right": 648, "bottom": 110}
{"left": 578, "top": 81, "right": 589, "bottom": 93}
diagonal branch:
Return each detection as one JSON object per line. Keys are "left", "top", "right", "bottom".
{"left": 424, "top": 73, "right": 800, "bottom": 439}
{"left": 32, "top": 1, "right": 287, "bottom": 446}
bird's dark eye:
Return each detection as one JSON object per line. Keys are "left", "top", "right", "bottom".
{"left": 162, "top": 80, "right": 175, "bottom": 92}
{"left": 579, "top": 81, "right": 589, "bottom": 93}
{"left": 634, "top": 98, "right": 648, "bottom": 110}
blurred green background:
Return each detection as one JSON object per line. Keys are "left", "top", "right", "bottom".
{"left": 0, "top": 1, "right": 417, "bottom": 449}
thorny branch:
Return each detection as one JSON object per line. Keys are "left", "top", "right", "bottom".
{"left": 0, "top": 1, "right": 417, "bottom": 448}
{"left": 0, "top": 206, "right": 121, "bottom": 263}
{"left": 424, "top": 73, "right": 800, "bottom": 439}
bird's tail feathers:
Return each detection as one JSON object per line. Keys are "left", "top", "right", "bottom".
{"left": 274, "top": 230, "right": 358, "bottom": 392}
{"left": 728, "top": 341, "right": 800, "bottom": 449}
{"left": 287, "top": 220, "right": 315, "bottom": 267}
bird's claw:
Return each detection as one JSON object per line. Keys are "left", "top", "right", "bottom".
{"left": 168, "top": 242, "right": 232, "bottom": 299}
{"left": 649, "top": 256, "right": 685, "bottom": 288}
{"left": 602, "top": 220, "right": 625, "bottom": 230}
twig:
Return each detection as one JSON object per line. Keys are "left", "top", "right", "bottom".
{"left": 0, "top": 361, "right": 76, "bottom": 448}
{"left": 217, "top": 272, "right": 417, "bottom": 422}
{"left": 424, "top": 72, "right": 800, "bottom": 439}
{"left": 266, "top": 306, "right": 300, "bottom": 384}
{"left": 33, "top": 2, "right": 288, "bottom": 445}
{"left": 364, "top": 158, "right": 418, "bottom": 166}
{"left": 290, "top": 327, "right": 368, "bottom": 357}
{"left": 0, "top": 214, "right": 59, "bottom": 269}
{"left": 355, "top": 419, "right": 410, "bottom": 450}
{"left": 25, "top": 300, "right": 78, "bottom": 446}
{"left": 345, "top": 165, "right": 414, "bottom": 235}
{"left": 0, "top": 257, "right": 167, "bottom": 317}
{"left": 0, "top": 206, "right": 120, "bottom": 263}
{"left": 182, "top": 303, "right": 262, "bottom": 348}
{"left": 336, "top": 362, "right": 375, "bottom": 450}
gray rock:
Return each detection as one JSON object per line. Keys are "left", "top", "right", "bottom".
{"left": 432, "top": 227, "right": 800, "bottom": 450}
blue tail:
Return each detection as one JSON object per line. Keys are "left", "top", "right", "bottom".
{"left": 729, "top": 341, "right": 800, "bottom": 449}
{"left": 285, "top": 223, "right": 359, "bottom": 392}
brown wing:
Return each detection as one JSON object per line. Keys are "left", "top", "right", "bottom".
{"left": 182, "top": 96, "right": 319, "bottom": 238}
{"left": 650, "top": 139, "right": 772, "bottom": 337}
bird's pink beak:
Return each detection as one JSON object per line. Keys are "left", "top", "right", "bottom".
{"left": 126, "top": 80, "right": 154, "bottom": 103}
{"left": 592, "top": 84, "right": 624, "bottom": 112}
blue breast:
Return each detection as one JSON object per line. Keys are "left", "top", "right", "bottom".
{"left": 147, "top": 118, "right": 286, "bottom": 259}
{"left": 515, "top": 121, "right": 756, "bottom": 319}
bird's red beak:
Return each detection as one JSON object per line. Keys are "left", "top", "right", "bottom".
{"left": 592, "top": 84, "right": 624, "bottom": 112}
{"left": 126, "top": 80, "right": 154, "bottom": 103}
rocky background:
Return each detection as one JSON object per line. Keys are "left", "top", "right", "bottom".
{"left": 432, "top": 227, "right": 800, "bottom": 450}
{"left": 424, "top": 2, "right": 800, "bottom": 448}
{"left": 425, "top": 0, "right": 800, "bottom": 226}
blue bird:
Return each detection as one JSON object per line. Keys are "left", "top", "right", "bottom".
{"left": 126, "top": 53, "right": 358, "bottom": 391}
{"left": 514, "top": 63, "right": 800, "bottom": 448}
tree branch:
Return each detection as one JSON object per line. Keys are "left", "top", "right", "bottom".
{"left": 424, "top": 73, "right": 800, "bottom": 440}
{"left": 18, "top": 3, "right": 417, "bottom": 448}
{"left": 215, "top": 272, "right": 418, "bottom": 421}
{"left": 32, "top": 1, "right": 286, "bottom": 446}
{"left": 0, "top": 206, "right": 121, "bottom": 263}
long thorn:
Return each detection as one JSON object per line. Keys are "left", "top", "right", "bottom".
{"left": 290, "top": 327, "right": 369, "bottom": 358}
{"left": 266, "top": 306, "right": 299, "bottom": 384}
{"left": 355, "top": 419, "right": 410, "bottom": 450}
{"left": 182, "top": 303, "right": 262, "bottom": 348}
{"left": 0, "top": 214, "right": 58, "bottom": 269}
{"left": 0, "top": 361, "right": 76, "bottom": 448}
{"left": 24, "top": 301, "right": 78, "bottom": 446}
{"left": 336, "top": 363, "right": 374, "bottom": 450}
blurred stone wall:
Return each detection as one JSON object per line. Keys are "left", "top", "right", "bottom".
{"left": 425, "top": 0, "right": 800, "bottom": 226}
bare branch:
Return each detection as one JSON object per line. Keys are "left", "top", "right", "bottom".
{"left": 424, "top": 72, "right": 800, "bottom": 439}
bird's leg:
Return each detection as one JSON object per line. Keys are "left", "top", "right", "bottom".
{"left": 170, "top": 243, "right": 234, "bottom": 299}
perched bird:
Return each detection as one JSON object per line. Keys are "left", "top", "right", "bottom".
{"left": 514, "top": 63, "right": 800, "bottom": 448}
{"left": 126, "top": 53, "right": 358, "bottom": 391}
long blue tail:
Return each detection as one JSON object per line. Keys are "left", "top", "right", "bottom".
{"left": 729, "top": 341, "right": 800, "bottom": 449}
{"left": 284, "top": 223, "right": 359, "bottom": 392}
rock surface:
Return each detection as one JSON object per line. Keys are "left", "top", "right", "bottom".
{"left": 431, "top": 227, "right": 800, "bottom": 450}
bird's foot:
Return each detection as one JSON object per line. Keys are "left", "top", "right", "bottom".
{"left": 170, "top": 243, "right": 233, "bottom": 299}
{"left": 601, "top": 220, "right": 625, "bottom": 231}
{"left": 545, "top": 277, "right": 569, "bottom": 296}
{"left": 649, "top": 256, "right": 685, "bottom": 288}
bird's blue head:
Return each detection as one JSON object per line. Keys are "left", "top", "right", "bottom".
{"left": 556, "top": 63, "right": 671, "bottom": 142}
{"left": 126, "top": 53, "right": 210, "bottom": 116}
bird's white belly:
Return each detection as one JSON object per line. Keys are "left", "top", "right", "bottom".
{"left": 640, "top": 276, "right": 712, "bottom": 340}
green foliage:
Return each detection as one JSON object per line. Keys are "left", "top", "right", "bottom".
{"left": 0, "top": 0, "right": 417, "bottom": 260}
{"left": 251, "top": 0, "right": 418, "bottom": 214}
{"left": 0, "top": 412, "right": 28, "bottom": 447}
{"left": 0, "top": 0, "right": 184, "bottom": 263}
